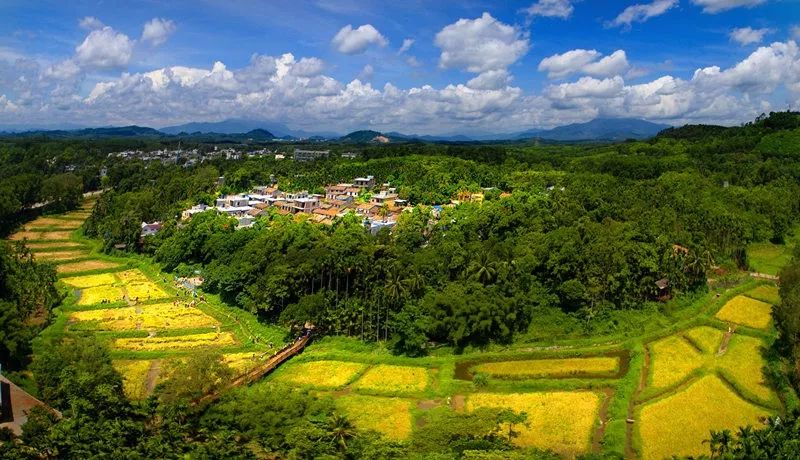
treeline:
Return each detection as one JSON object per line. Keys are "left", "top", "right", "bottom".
{"left": 0, "top": 242, "right": 61, "bottom": 370}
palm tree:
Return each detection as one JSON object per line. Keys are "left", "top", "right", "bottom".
{"left": 467, "top": 252, "right": 497, "bottom": 284}
{"left": 704, "top": 429, "right": 733, "bottom": 458}
{"left": 327, "top": 412, "right": 356, "bottom": 451}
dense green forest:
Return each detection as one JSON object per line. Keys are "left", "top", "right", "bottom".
{"left": 2, "top": 112, "right": 800, "bottom": 458}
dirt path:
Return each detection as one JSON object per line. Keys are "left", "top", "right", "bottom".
{"left": 145, "top": 359, "right": 162, "bottom": 393}
{"left": 626, "top": 346, "right": 650, "bottom": 459}
{"left": 717, "top": 326, "right": 736, "bottom": 356}
{"left": 592, "top": 388, "right": 615, "bottom": 454}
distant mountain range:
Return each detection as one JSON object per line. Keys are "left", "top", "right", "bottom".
{"left": 0, "top": 117, "right": 673, "bottom": 143}
{"left": 515, "top": 118, "right": 671, "bottom": 141}
{"left": 159, "top": 118, "right": 339, "bottom": 139}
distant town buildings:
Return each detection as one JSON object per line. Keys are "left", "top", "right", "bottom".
{"left": 293, "top": 149, "right": 330, "bottom": 161}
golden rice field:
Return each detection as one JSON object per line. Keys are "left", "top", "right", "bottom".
{"left": 638, "top": 375, "right": 770, "bottom": 460}
{"left": 745, "top": 285, "right": 780, "bottom": 306}
{"left": 34, "top": 250, "right": 90, "bottom": 261}
{"left": 116, "top": 270, "right": 151, "bottom": 283}
{"left": 57, "top": 260, "right": 122, "bottom": 274}
{"left": 336, "top": 395, "right": 414, "bottom": 441}
{"left": 352, "top": 364, "right": 429, "bottom": 393}
{"left": 466, "top": 391, "right": 601, "bottom": 456}
{"left": 25, "top": 241, "right": 84, "bottom": 250}
{"left": 473, "top": 356, "right": 618, "bottom": 379}
{"left": 114, "top": 332, "right": 237, "bottom": 351}
{"left": 70, "top": 303, "right": 219, "bottom": 331}
{"left": 716, "top": 295, "right": 773, "bottom": 329}
{"left": 716, "top": 335, "right": 774, "bottom": 404}
{"left": 113, "top": 359, "right": 153, "bottom": 400}
{"left": 125, "top": 282, "right": 169, "bottom": 301}
{"left": 683, "top": 326, "right": 724, "bottom": 354}
{"left": 649, "top": 335, "right": 705, "bottom": 389}
{"left": 62, "top": 273, "right": 118, "bottom": 289}
{"left": 274, "top": 360, "right": 366, "bottom": 388}
{"left": 77, "top": 285, "right": 125, "bottom": 306}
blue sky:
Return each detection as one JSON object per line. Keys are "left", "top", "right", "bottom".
{"left": 1, "top": 0, "right": 799, "bottom": 134}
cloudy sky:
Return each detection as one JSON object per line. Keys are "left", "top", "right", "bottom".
{"left": 1, "top": 0, "right": 799, "bottom": 134}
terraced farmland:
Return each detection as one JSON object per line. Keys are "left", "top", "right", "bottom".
{"left": 9, "top": 199, "right": 287, "bottom": 400}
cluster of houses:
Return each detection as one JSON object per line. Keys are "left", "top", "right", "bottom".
{"left": 110, "top": 146, "right": 286, "bottom": 166}
{"left": 177, "top": 176, "right": 410, "bottom": 233}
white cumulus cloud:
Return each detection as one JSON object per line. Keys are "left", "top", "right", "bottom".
{"left": 75, "top": 26, "right": 134, "bottom": 69}
{"left": 525, "top": 0, "right": 574, "bottom": 19}
{"left": 691, "top": 0, "right": 767, "bottom": 14}
{"left": 729, "top": 27, "right": 772, "bottom": 45}
{"left": 79, "top": 16, "right": 104, "bottom": 30}
{"left": 435, "top": 12, "right": 529, "bottom": 73}
{"left": 331, "top": 24, "right": 387, "bottom": 54}
{"left": 608, "top": 0, "right": 678, "bottom": 28}
{"left": 539, "top": 49, "right": 629, "bottom": 78}
{"left": 399, "top": 38, "right": 414, "bottom": 54}
{"left": 142, "top": 18, "right": 177, "bottom": 46}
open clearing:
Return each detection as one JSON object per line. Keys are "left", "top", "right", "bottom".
{"left": 273, "top": 360, "right": 366, "bottom": 388}
{"left": 70, "top": 303, "right": 220, "bottom": 331}
{"left": 223, "top": 352, "right": 263, "bottom": 373}
{"left": 351, "top": 364, "right": 429, "bottom": 393}
{"left": 472, "top": 356, "right": 618, "bottom": 379}
{"left": 747, "top": 242, "right": 793, "bottom": 276}
{"left": 57, "top": 260, "right": 122, "bottom": 274}
{"left": 466, "top": 391, "right": 601, "bottom": 456}
{"left": 114, "top": 332, "right": 237, "bottom": 351}
{"left": 638, "top": 375, "right": 769, "bottom": 460}
{"left": 336, "top": 395, "right": 414, "bottom": 441}
{"left": 715, "top": 295, "right": 773, "bottom": 329}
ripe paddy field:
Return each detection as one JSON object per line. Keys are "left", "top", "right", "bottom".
{"left": 8, "top": 200, "right": 797, "bottom": 459}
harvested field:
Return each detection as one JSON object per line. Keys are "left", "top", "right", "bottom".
{"left": 70, "top": 303, "right": 219, "bottom": 331}
{"left": 25, "top": 241, "right": 83, "bottom": 250}
{"left": 683, "top": 326, "right": 724, "bottom": 354}
{"left": 57, "top": 260, "right": 122, "bottom": 274}
{"left": 649, "top": 335, "right": 704, "bottom": 389}
{"left": 62, "top": 273, "right": 118, "bottom": 289}
{"left": 274, "top": 360, "right": 366, "bottom": 388}
{"left": 336, "top": 395, "right": 414, "bottom": 440}
{"left": 9, "top": 230, "right": 73, "bottom": 241}
{"left": 466, "top": 391, "right": 601, "bottom": 455}
{"left": 716, "top": 295, "right": 772, "bottom": 329}
{"left": 638, "top": 375, "right": 770, "bottom": 460}
{"left": 25, "top": 217, "right": 84, "bottom": 229}
{"left": 717, "top": 335, "right": 774, "bottom": 403}
{"left": 113, "top": 360, "right": 153, "bottom": 400}
{"left": 77, "top": 285, "right": 125, "bottom": 306}
{"left": 352, "top": 364, "right": 429, "bottom": 393}
{"left": 114, "top": 332, "right": 237, "bottom": 351}
{"left": 473, "top": 357, "right": 618, "bottom": 379}
{"left": 745, "top": 285, "right": 780, "bottom": 305}
{"left": 34, "top": 250, "right": 91, "bottom": 261}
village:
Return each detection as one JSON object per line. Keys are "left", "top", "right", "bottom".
{"left": 175, "top": 175, "right": 420, "bottom": 235}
